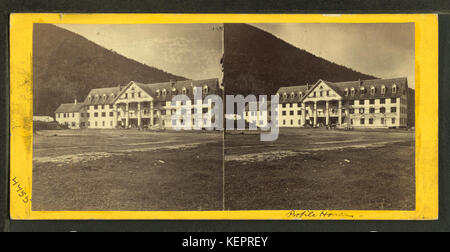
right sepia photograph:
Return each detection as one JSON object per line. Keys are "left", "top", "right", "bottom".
{"left": 222, "top": 23, "right": 416, "bottom": 211}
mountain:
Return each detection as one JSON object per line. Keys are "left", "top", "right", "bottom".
{"left": 33, "top": 24, "right": 187, "bottom": 116}
{"left": 222, "top": 23, "right": 377, "bottom": 96}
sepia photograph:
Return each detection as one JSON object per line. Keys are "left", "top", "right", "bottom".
{"left": 223, "top": 23, "right": 416, "bottom": 210}
{"left": 31, "top": 23, "right": 225, "bottom": 211}
{"left": 7, "top": 13, "right": 439, "bottom": 221}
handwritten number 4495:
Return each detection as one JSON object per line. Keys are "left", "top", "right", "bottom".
{"left": 12, "top": 177, "right": 31, "bottom": 204}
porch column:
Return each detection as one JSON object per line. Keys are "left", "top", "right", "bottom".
{"left": 137, "top": 102, "right": 141, "bottom": 127}
{"left": 150, "top": 101, "right": 154, "bottom": 126}
{"left": 313, "top": 102, "right": 317, "bottom": 127}
{"left": 338, "top": 100, "right": 342, "bottom": 125}
{"left": 301, "top": 103, "right": 306, "bottom": 127}
{"left": 113, "top": 104, "right": 117, "bottom": 128}
{"left": 325, "top": 101, "right": 330, "bottom": 125}
{"left": 125, "top": 102, "right": 129, "bottom": 128}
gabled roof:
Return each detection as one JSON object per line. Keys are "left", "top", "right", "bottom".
{"left": 55, "top": 103, "right": 85, "bottom": 113}
{"left": 276, "top": 77, "right": 409, "bottom": 103}
{"left": 113, "top": 78, "right": 221, "bottom": 103}
{"left": 276, "top": 85, "right": 309, "bottom": 104}
{"left": 83, "top": 87, "right": 122, "bottom": 105}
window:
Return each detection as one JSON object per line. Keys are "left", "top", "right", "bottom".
{"left": 297, "top": 102, "right": 302, "bottom": 107}
{"left": 109, "top": 112, "right": 114, "bottom": 117}
{"left": 391, "top": 107, "right": 397, "bottom": 113}
{"left": 72, "top": 113, "right": 75, "bottom": 117}
{"left": 370, "top": 87, "right": 376, "bottom": 95}
{"left": 95, "top": 121, "right": 98, "bottom": 127}
{"left": 380, "top": 98, "right": 386, "bottom": 104}
{"left": 282, "top": 111, "right": 286, "bottom": 116}
{"left": 138, "top": 92, "right": 141, "bottom": 98}
{"left": 313, "top": 92, "right": 316, "bottom": 97}
{"left": 94, "top": 105, "right": 98, "bottom": 110}
{"left": 327, "top": 91, "right": 330, "bottom": 96}
{"left": 202, "top": 108, "right": 208, "bottom": 114}
{"left": 360, "top": 87, "right": 365, "bottom": 94}
{"left": 290, "top": 120, "right": 293, "bottom": 125}
{"left": 320, "top": 91, "right": 323, "bottom": 97}
{"left": 102, "top": 105, "right": 105, "bottom": 109}
{"left": 351, "top": 119, "right": 354, "bottom": 125}
{"left": 102, "top": 112, "right": 106, "bottom": 117}
{"left": 125, "top": 93, "right": 128, "bottom": 99}
{"left": 360, "top": 119, "right": 365, "bottom": 125}
{"left": 369, "top": 118, "right": 374, "bottom": 124}
{"left": 297, "top": 110, "right": 302, "bottom": 115}
{"left": 392, "top": 118, "right": 396, "bottom": 124}
{"left": 380, "top": 107, "right": 386, "bottom": 113}
{"left": 350, "top": 108, "right": 355, "bottom": 114}
{"left": 203, "top": 85, "right": 209, "bottom": 94}
{"left": 282, "top": 104, "right": 286, "bottom": 108}
{"left": 298, "top": 92, "right": 303, "bottom": 97}
{"left": 87, "top": 113, "right": 90, "bottom": 118}
{"left": 290, "top": 92, "right": 295, "bottom": 99}
{"left": 359, "top": 100, "right": 365, "bottom": 105}
{"left": 283, "top": 120, "right": 286, "bottom": 125}
{"left": 72, "top": 122, "right": 76, "bottom": 127}
{"left": 131, "top": 93, "right": 135, "bottom": 98}
{"left": 359, "top": 108, "right": 365, "bottom": 114}
{"left": 370, "top": 99, "right": 375, "bottom": 105}
{"left": 381, "top": 85, "right": 386, "bottom": 95}
{"left": 283, "top": 93, "right": 287, "bottom": 99}
{"left": 381, "top": 118, "right": 385, "bottom": 125}
{"left": 156, "top": 89, "right": 161, "bottom": 97}
{"left": 391, "top": 98, "right": 397, "bottom": 103}
{"left": 103, "top": 121, "right": 105, "bottom": 127}
{"left": 162, "top": 89, "right": 167, "bottom": 96}
{"left": 392, "top": 84, "right": 397, "bottom": 93}
{"left": 344, "top": 89, "right": 349, "bottom": 96}
{"left": 81, "top": 122, "right": 85, "bottom": 127}
{"left": 94, "top": 112, "right": 98, "bottom": 117}
{"left": 369, "top": 108, "right": 375, "bottom": 114}
{"left": 351, "top": 88, "right": 355, "bottom": 96}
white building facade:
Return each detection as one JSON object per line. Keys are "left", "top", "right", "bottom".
{"left": 55, "top": 78, "right": 221, "bottom": 129}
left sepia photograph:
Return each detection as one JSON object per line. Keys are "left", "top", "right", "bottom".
{"left": 31, "top": 23, "right": 225, "bottom": 211}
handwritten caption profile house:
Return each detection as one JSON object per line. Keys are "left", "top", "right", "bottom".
{"left": 54, "top": 78, "right": 221, "bottom": 129}
{"left": 244, "top": 77, "right": 412, "bottom": 129}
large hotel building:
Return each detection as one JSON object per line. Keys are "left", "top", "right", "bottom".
{"left": 244, "top": 77, "right": 411, "bottom": 129}
{"left": 55, "top": 78, "right": 221, "bottom": 129}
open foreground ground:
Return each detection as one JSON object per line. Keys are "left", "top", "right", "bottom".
{"left": 33, "top": 128, "right": 415, "bottom": 211}
{"left": 32, "top": 129, "right": 223, "bottom": 211}
{"left": 225, "top": 128, "right": 415, "bottom": 210}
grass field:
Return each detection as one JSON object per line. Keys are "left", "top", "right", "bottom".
{"left": 224, "top": 128, "right": 415, "bottom": 210}
{"left": 32, "top": 129, "right": 224, "bottom": 211}
{"left": 32, "top": 128, "right": 415, "bottom": 211}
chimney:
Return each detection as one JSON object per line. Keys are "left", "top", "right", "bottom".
{"left": 74, "top": 99, "right": 77, "bottom": 104}
{"left": 118, "top": 84, "right": 122, "bottom": 91}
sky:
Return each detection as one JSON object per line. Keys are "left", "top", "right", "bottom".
{"left": 251, "top": 23, "right": 415, "bottom": 88}
{"left": 56, "top": 24, "right": 224, "bottom": 81}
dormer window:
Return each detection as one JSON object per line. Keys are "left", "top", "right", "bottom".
{"left": 290, "top": 92, "right": 295, "bottom": 99}
{"left": 370, "top": 86, "right": 376, "bottom": 95}
{"left": 87, "top": 95, "right": 92, "bottom": 102}
{"left": 351, "top": 88, "right": 355, "bottom": 96}
{"left": 283, "top": 92, "right": 287, "bottom": 99}
{"left": 162, "top": 89, "right": 167, "bottom": 97}
{"left": 172, "top": 88, "right": 177, "bottom": 95}
{"left": 156, "top": 89, "right": 161, "bottom": 97}
{"left": 276, "top": 93, "right": 280, "bottom": 97}
{"left": 344, "top": 88, "right": 349, "bottom": 96}
{"left": 182, "top": 87, "right": 187, "bottom": 95}
{"left": 298, "top": 91, "right": 303, "bottom": 97}
{"left": 111, "top": 93, "right": 115, "bottom": 99}
{"left": 360, "top": 87, "right": 365, "bottom": 94}
{"left": 381, "top": 85, "right": 386, "bottom": 95}
{"left": 392, "top": 84, "right": 397, "bottom": 93}
{"left": 203, "top": 85, "right": 209, "bottom": 94}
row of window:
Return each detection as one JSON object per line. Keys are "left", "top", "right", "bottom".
{"left": 344, "top": 84, "right": 399, "bottom": 96}
{"left": 155, "top": 86, "right": 210, "bottom": 98}
{"left": 280, "top": 98, "right": 398, "bottom": 108}
{"left": 351, "top": 118, "right": 396, "bottom": 125}
{"left": 349, "top": 107, "right": 397, "bottom": 114}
